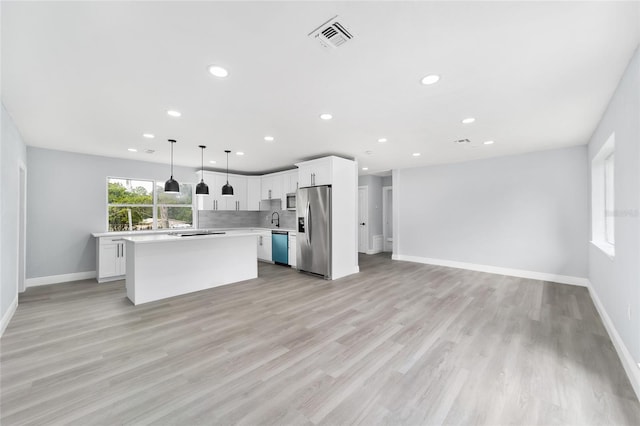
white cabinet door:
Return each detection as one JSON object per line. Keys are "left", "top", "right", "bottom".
{"left": 257, "top": 232, "right": 272, "bottom": 261}
{"left": 261, "top": 174, "right": 283, "bottom": 201}
{"left": 97, "top": 238, "right": 126, "bottom": 282}
{"left": 98, "top": 241, "right": 118, "bottom": 278}
{"left": 288, "top": 235, "right": 297, "bottom": 268}
{"left": 297, "top": 159, "right": 332, "bottom": 187}
{"left": 117, "top": 243, "right": 126, "bottom": 275}
{"left": 219, "top": 175, "right": 246, "bottom": 210}
{"left": 281, "top": 170, "right": 298, "bottom": 194}
{"left": 247, "top": 177, "right": 261, "bottom": 210}
{"left": 232, "top": 175, "right": 248, "bottom": 210}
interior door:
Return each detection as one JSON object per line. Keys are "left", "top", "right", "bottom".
{"left": 358, "top": 187, "right": 368, "bottom": 253}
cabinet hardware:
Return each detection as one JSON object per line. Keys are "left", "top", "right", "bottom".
{"left": 268, "top": 189, "right": 272, "bottom": 199}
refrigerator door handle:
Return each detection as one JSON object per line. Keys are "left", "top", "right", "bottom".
{"left": 306, "top": 201, "right": 311, "bottom": 246}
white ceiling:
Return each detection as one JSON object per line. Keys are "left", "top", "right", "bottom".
{"left": 2, "top": 1, "right": 639, "bottom": 175}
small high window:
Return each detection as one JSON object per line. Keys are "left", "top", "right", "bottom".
{"left": 591, "top": 133, "right": 615, "bottom": 257}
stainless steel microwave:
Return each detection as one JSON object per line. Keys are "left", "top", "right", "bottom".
{"left": 286, "top": 193, "right": 296, "bottom": 210}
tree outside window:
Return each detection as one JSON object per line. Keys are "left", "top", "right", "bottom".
{"left": 107, "top": 178, "right": 194, "bottom": 231}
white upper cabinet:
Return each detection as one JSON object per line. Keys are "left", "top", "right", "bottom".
{"left": 247, "top": 177, "right": 261, "bottom": 211}
{"left": 221, "top": 175, "right": 247, "bottom": 211}
{"left": 261, "top": 174, "right": 283, "bottom": 201}
{"left": 283, "top": 170, "right": 299, "bottom": 194}
{"left": 196, "top": 171, "right": 248, "bottom": 211}
{"left": 296, "top": 158, "right": 332, "bottom": 187}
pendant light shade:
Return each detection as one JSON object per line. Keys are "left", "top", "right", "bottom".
{"left": 195, "top": 145, "right": 209, "bottom": 195}
{"left": 164, "top": 139, "right": 180, "bottom": 193}
{"left": 222, "top": 150, "right": 234, "bottom": 197}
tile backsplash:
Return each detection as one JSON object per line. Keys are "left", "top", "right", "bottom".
{"left": 198, "top": 210, "right": 259, "bottom": 229}
{"left": 198, "top": 205, "right": 297, "bottom": 230}
{"left": 257, "top": 209, "right": 296, "bottom": 229}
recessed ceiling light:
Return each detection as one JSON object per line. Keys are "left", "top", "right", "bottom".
{"left": 167, "top": 110, "right": 181, "bottom": 117}
{"left": 362, "top": 167, "right": 369, "bottom": 171}
{"left": 421, "top": 74, "right": 440, "bottom": 85}
{"left": 484, "top": 140, "right": 495, "bottom": 145}
{"left": 209, "top": 160, "right": 217, "bottom": 164}
{"left": 413, "top": 153, "right": 421, "bottom": 157}
{"left": 264, "top": 136, "right": 275, "bottom": 142}
{"left": 462, "top": 117, "right": 475, "bottom": 124}
{"left": 320, "top": 113, "right": 333, "bottom": 120}
{"left": 128, "top": 148, "right": 137, "bottom": 152}
{"left": 208, "top": 65, "right": 229, "bottom": 78}
{"left": 142, "top": 133, "right": 155, "bottom": 139}
{"left": 236, "top": 152, "right": 244, "bottom": 156}
{"left": 378, "top": 138, "right": 387, "bottom": 143}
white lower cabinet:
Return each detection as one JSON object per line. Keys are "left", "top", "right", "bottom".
{"left": 97, "top": 237, "right": 126, "bottom": 282}
{"left": 288, "top": 235, "right": 296, "bottom": 268}
{"left": 257, "top": 232, "right": 272, "bottom": 261}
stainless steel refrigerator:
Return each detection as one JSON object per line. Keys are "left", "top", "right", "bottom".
{"left": 296, "top": 185, "right": 332, "bottom": 279}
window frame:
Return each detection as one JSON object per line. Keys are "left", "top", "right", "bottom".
{"left": 591, "top": 133, "right": 615, "bottom": 258}
{"left": 106, "top": 176, "right": 196, "bottom": 232}
{"left": 604, "top": 152, "right": 615, "bottom": 245}
{"left": 155, "top": 182, "right": 196, "bottom": 230}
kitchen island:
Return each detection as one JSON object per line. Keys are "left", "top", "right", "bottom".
{"left": 122, "top": 231, "right": 258, "bottom": 305}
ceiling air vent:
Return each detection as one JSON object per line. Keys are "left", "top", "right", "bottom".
{"left": 454, "top": 139, "right": 471, "bottom": 145}
{"left": 308, "top": 15, "right": 354, "bottom": 49}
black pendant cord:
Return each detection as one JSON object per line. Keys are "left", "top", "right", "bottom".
{"left": 200, "top": 146, "right": 205, "bottom": 182}
{"left": 170, "top": 140, "right": 174, "bottom": 179}
{"left": 225, "top": 150, "right": 230, "bottom": 184}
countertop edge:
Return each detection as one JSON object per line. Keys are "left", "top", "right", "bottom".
{"left": 93, "top": 227, "right": 296, "bottom": 238}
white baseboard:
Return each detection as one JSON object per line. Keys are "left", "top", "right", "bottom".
{"left": 392, "top": 254, "right": 589, "bottom": 287}
{"left": 587, "top": 281, "right": 640, "bottom": 401}
{"left": 0, "top": 295, "right": 18, "bottom": 337}
{"left": 26, "top": 271, "right": 96, "bottom": 287}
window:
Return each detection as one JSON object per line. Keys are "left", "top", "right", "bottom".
{"left": 107, "top": 178, "right": 154, "bottom": 232}
{"left": 591, "top": 133, "right": 615, "bottom": 257}
{"left": 604, "top": 153, "right": 615, "bottom": 245}
{"left": 107, "top": 178, "right": 194, "bottom": 232}
{"left": 156, "top": 182, "right": 194, "bottom": 229}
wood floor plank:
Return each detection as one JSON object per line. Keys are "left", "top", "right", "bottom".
{"left": 1, "top": 254, "right": 639, "bottom": 425}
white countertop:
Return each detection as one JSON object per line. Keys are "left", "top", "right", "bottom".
{"left": 93, "top": 227, "right": 296, "bottom": 238}
{"left": 122, "top": 231, "right": 260, "bottom": 244}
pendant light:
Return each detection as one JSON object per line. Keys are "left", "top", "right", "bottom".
{"left": 221, "top": 150, "right": 234, "bottom": 196}
{"left": 195, "top": 145, "right": 209, "bottom": 195}
{"left": 164, "top": 139, "right": 180, "bottom": 193}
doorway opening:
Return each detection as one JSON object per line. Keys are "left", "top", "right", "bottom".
{"left": 18, "top": 164, "right": 26, "bottom": 293}
{"left": 358, "top": 186, "right": 368, "bottom": 253}
{"left": 382, "top": 186, "right": 392, "bottom": 252}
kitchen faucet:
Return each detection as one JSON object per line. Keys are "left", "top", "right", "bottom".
{"left": 271, "top": 211, "right": 280, "bottom": 228}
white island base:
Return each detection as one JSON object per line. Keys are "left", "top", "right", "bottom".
{"left": 123, "top": 233, "right": 258, "bottom": 305}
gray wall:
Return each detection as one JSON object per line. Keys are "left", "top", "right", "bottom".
{"left": 382, "top": 175, "right": 392, "bottom": 187}
{"left": 1, "top": 103, "right": 27, "bottom": 320}
{"left": 395, "top": 145, "right": 589, "bottom": 278}
{"left": 358, "top": 175, "right": 383, "bottom": 250}
{"left": 26, "top": 147, "right": 195, "bottom": 279}
{"left": 588, "top": 46, "right": 640, "bottom": 363}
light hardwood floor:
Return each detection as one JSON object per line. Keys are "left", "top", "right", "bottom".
{"left": 2, "top": 254, "right": 639, "bottom": 425}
